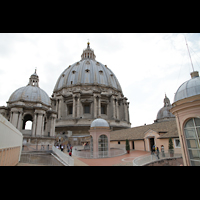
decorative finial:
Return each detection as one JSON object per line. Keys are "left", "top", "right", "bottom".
{"left": 87, "top": 39, "right": 90, "bottom": 47}
{"left": 164, "top": 94, "right": 170, "bottom": 107}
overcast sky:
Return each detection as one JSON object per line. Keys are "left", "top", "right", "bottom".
{"left": 1, "top": 33, "right": 200, "bottom": 127}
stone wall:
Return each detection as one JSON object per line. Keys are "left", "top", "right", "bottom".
{"left": 0, "top": 114, "right": 23, "bottom": 166}
{"left": 144, "top": 157, "right": 183, "bottom": 166}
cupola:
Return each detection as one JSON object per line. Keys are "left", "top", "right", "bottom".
{"left": 28, "top": 69, "right": 39, "bottom": 87}
{"left": 81, "top": 42, "right": 96, "bottom": 60}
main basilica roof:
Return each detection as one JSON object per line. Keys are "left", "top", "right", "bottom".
{"left": 53, "top": 42, "right": 122, "bottom": 93}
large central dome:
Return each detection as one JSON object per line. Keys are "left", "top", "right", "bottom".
{"left": 54, "top": 42, "right": 122, "bottom": 92}
{"left": 52, "top": 42, "right": 131, "bottom": 145}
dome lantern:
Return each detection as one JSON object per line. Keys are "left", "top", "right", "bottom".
{"left": 28, "top": 69, "right": 39, "bottom": 87}
{"left": 81, "top": 42, "right": 96, "bottom": 60}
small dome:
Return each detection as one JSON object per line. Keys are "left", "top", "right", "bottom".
{"left": 174, "top": 71, "right": 200, "bottom": 102}
{"left": 156, "top": 94, "right": 175, "bottom": 122}
{"left": 8, "top": 85, "right": 51, "bottom": 106}
{"left": 90, "top": 118, "right": 109, "bottom": 128}
{"left": 8, "top": 71, "right": 51, "bottom": 106}
{"left": 156, "top": 106, "right": 175, "bottom": 121}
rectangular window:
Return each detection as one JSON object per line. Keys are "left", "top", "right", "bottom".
{"left": 174, "top": 138, "right": 181, "bottom": 148}
{"left": 68, "top": 105, "right": 73, "bottom": 114}
{"left": 84, "top": 105, "right": 90, "bottom": 114}
{"left": 101, "top": 104, "right": 107, "bottom": 114}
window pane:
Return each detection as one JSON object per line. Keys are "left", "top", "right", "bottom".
{"left": 196, "top": 127, "right": 200, "bottom": 138}
{"left": 191, "top": 160, "right": 200, "bottom": 166}
{"left": 175, "top": 139, "right": 181, "bottom": 147}
{"left": 188, "top": 149, "right": 200, "bottom": 160}
{"left": 194, "top": 118, "right": 200, "bottom": 126}
{"left": 186, "top": 139, "right": 199, "bottom": 148}
{"left": 68, "top": 105, "right": 73, "bottom": 114}
{"left": 101, "top": 105, "right": 106, "bottom": 114}
{"left": 84, "top": 105, "right": 90, "bottom": 113}
{"left": 185, "top": 119, "right": 195, "bottom": 128}
{"left": 185, "top": 128, "right": 197, "bottom": 139}
{"left": 98, "top": 135, "right": 108, "bottom": 157}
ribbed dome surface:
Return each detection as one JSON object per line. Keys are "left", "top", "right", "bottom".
{"left": 54, "top": 59, "right": 122, "bottom": 92}
{"left": 174, "top": 74, "right": 200, "bottom": 102}
{"left": 8, "top": 85, "right": 51, "bottom": 106}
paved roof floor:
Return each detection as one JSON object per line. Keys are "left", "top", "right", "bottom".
{"left": 73, "top": 150, "right": 150, "bottom": 166}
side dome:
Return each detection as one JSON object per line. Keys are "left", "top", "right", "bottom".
{"left": 8, "top": 70, "right": 51, "bottom": 107}
{"left": 8, "top": 86, "right": 51, "bottom": 106}
{"left": 53, "top": 43, "right": 122, "bottom": 93}
{"left": 155, "top": 94, "right": 175, "bottom": 122}
{"left": 174, "top": 71, "right": 200, "bottom": 102}
{"left": 91, "top": 118, "right": 109, "bottom": 128}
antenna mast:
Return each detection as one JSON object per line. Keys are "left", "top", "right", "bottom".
{"left": 185, "top": 36, "right": 194, "bottom": 72}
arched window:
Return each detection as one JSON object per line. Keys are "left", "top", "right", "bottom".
{"left": 22, "top": 114, "right": 33, "bottom": 130}
{"left": 25, "top": 121, "right": 32, "bottom": 130}
{"left": 98, "top": 135, "right": 108, "bottom": 158}
{"left": 184, "top": 118, "right": 200, "bottom": 166}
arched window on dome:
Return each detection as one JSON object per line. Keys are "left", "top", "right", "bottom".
{"left": 98, "top": 135, "right": 108, "bottom": 158}
{"left": 184, "top": 118, "right": 200, "bottom": 166}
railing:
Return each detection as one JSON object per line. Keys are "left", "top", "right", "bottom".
{"left": 72, "top": 145, "right": 126, "bottom": 159}
{"left": 133, "top": 150, "right": 182, "bottom": 166}
{"left": 20, "top": 153, "right": 64, "bottom": 166}
{"left": 22, "top": 144, "right": 53, "bottom": 152}
{"left": 52, "top": 146, "right": 74, "bottom": 166}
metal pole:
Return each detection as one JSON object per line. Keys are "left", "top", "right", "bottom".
{"left": 185, "top": 36, "right": 194, "bottom": 72}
